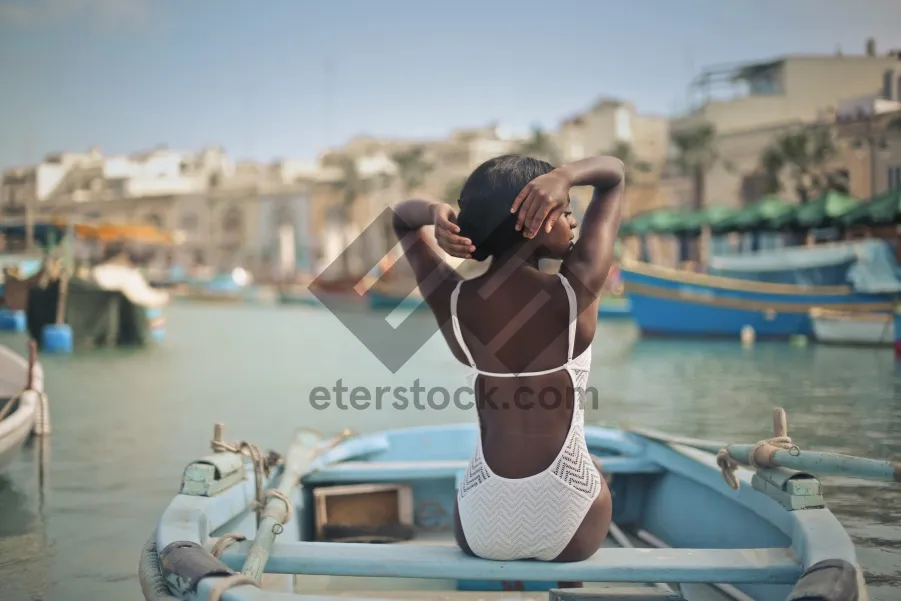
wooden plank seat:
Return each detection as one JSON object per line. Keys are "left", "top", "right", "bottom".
{"left": 302, "top": 457, "right": 662, "bottom": 485}
{"left": 217, "top": 541, "right": 801, "bottom": 585}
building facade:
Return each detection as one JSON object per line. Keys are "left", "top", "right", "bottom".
{"left": 666, "top": 39, "right": 901, "bottom": 208}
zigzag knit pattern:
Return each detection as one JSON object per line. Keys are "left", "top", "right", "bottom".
{"left": 453, "top": 273, "right": 601, "bottom": 561}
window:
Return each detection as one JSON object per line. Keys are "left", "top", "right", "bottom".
{"left": 888, "top": 165, "right": 901, "bottom": 191}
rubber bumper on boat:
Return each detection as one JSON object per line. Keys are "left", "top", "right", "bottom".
{"left": 787, "top": 559, "right": 862, "bottom": 601}
{"left": 159, "top": 540, "right": 236, "bottom": 596}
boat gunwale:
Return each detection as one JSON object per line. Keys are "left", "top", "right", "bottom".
{"left": 0, "top": 345, "right": 43, "bottom": 440}
{"left": 145, "top": 424, "right": 874, "bottom": 600}
{"left": 809, "top": 307, "right": 896, "bottom": 322}
{"left": 621, "top": 259, "right": 854, "bottom": 296}
{"left": 623, "top": 280, "right": 894, "bottom": 314}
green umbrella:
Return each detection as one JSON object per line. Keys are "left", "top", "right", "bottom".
{"left": 619, "top": 208, "right": 695, "bottom": 236}
{"left": 714, "top": 195, "right": 796, "bottom": 233}
{"left": 794, "top": 190, "right": 860, "bottom": 228}
{"left": 837, "top": 189, "right": 901, "bottom": 227}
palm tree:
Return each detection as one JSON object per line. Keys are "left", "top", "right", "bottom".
{"left": 384, "top": 145, "right": 434, "bottom": 255}
{"left": 670, "top": 121, "right": 718, "bottom": 212}
{"left": 609, "top": 141, "right": 652, "bottom": 183}
{"left": 670, "top": 121, "right": 719, "bottom": 263}
{"left": 518, "top": 125, "right": 561, "bottom": 165}
{"left": 444, "top": 177, "right": 466, "bottom": 206}
{"left": 325, "top": 154, "right": 368, "bottom": 276}
{"left": 391, "top": 145, "right": 433, "bottom": 194}
{"left": 758, "top": 125, "right": 843, "bottom": 203}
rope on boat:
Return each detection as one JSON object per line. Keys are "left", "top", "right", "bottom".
{"left": 207, "top": 574, "right": 259, "bottom": 601}
{"left": 716, "top": 408, "right": 800, "bottom": 489}
{"left": 210, "top": 533, "right": 247, "bottom": 559}
{"left": 210, "top": 426, "right": 282, "bottom": 526}
{"left": 138, "top": 530, "right": 181, "bottom": 601}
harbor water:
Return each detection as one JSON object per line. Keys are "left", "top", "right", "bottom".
{"left": 0, "top": 303, "right": 900, "bottom": 601}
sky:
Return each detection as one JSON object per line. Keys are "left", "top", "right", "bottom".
{"left": 1, "top": 0, "right": 901, "bottom": 170}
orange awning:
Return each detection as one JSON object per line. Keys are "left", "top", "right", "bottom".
{"left": 50, "top": 219, "right": 175, "bottom": 245}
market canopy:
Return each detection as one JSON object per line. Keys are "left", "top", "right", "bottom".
{"left": 618, "top": 208, "right": 696, "bottom": 237}
{"left": 712, "top": 195, "right": 796, "bottom": 233}
{"left": 837, "top": 188, "right": 901, "bottom": 227}
{"left": 793, "top": 190, "right": 860, "bottom": 229}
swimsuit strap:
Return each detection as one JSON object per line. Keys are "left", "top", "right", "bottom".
{"left": 451, "top": 275, "right": 579, "bottom": 375}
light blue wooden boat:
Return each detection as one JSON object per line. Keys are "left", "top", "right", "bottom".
{"left": 139, "top": 408, "right": 898, "bottom": 601}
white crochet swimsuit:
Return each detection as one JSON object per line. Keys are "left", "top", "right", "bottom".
{"left": 452, "top": 273, "right": 602, "bottom": 561}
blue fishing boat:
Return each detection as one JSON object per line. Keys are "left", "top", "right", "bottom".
{"left": 368, "top": 288, "right": 427, "bottom": 311}
{"left": 895, "top": 307, "right": 901, "bottom": 360}
{"left": 596, "top": 296, "right": 632, "bottom": 320}
{"left": 140, "top": 408, "right": 894, "bottom": 600}
{"left": 621, "top": 240, "right": 901, "bottom": 339}
{"left": 278, "top": 288, "right": 322, "bottom": 307}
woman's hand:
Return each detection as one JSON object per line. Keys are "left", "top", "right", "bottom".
{"left": 510, "top": 169, "right": 573, "bottom": 238}
{"left": 433, "top": 203, "right": 475, "bottom": 259}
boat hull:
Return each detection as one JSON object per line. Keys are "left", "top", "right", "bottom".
{"left": 146, "top": 423, "right": 867, "bottom": 601}
{"left": 810, "top": 310, "right": 895, "bottom": 347}
{"left": 0, "top": 346, "right": 42, "bottom": 473}
{"left": 896, "top": 308, "right": 901, "bottom": 359}
{"left": 621, "top": 262, "right": 893, "bottom": 339}
{"left": 368, "top": 290, "right": 427, "bottom": 311}
{"left": 596, "top": 297, "right": 632, "bottom": 320}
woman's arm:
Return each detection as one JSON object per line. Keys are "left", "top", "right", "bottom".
{"left": 511, "top": 156, "right": 625, "bottom": 295}
{"left": 391, "top": 198, "right": 471, "bottom": 299}
{"left": 558, "top": 157, "right": 625, "bottom": 293}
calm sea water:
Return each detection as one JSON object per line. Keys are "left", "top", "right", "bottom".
{"left": 0, "top": 303, "right": 900, "bottom": 601}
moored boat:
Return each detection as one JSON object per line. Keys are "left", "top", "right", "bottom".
{"left": 367, "top": 286, "right": 427, "bottom": 311}
{"left": 621, "top": 240, "right": 901, "bottom": 339}
{"left": 809, "top": 307, "right": 895, "bottom": 347}
{"left": 0, "top": 343, "right": 48, "bottom": 473}
{"left": 140, "top": 409, "right": 894, "bottom": 600}
{"left": 596, "top": 296, "right": 632, "bottom": 320}
{"left": 895, "top": 306, "right": 901, "bottom": 360}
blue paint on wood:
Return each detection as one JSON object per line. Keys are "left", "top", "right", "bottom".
{"left": 149, "top": 423, "right": 868, "bottom": 601}
{"left": 216, "top": 541, "right": 801, "bottom": 584}
{"left": 620, "top": 264, "right": 893, "bottom": 338}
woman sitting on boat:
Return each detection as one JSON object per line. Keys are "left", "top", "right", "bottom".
{"left": 392, "top": 154, "right": 624, "bottom": 562}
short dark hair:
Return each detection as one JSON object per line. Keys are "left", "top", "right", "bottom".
{"left": 456, "top": 155, "right": 554, "bottom": 261}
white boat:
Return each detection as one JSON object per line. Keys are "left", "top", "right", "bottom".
{"left": 0, "top": 343, "right": 47, "bottom": 473}
{"left": 809, "top": 307, "right": 895, "bottom": 347}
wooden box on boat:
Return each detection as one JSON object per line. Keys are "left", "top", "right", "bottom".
{"left": 313, "top": 483, "right": 413, "bottom": 542}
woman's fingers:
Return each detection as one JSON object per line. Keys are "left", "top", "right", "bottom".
{"left": 526, "top": 201, "right": 557, "bottom": 237}
{"left": 544, "top": 205, "right": 567, "bottom": 233}
{"left": 521, "top": 193, "right": 551, "bottom": 238}
{"left": 436, "top": 228, "right": 474, "bottom": 256}
{"left": 510, "top": 183, "right": 532, "bottom": 215}
{"left": 515, "top": 190, "right": 538, "bottom": 232}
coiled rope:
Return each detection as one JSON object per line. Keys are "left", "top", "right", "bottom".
{"left": 716, "top": 408, "right": 801, "bottom": 489}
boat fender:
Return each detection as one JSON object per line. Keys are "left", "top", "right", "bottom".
{"left": 159, "top": 540, "right": 236, "bottom": 595}
{"left": 786, "top": 559, "right": 861, "bottom": 601}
